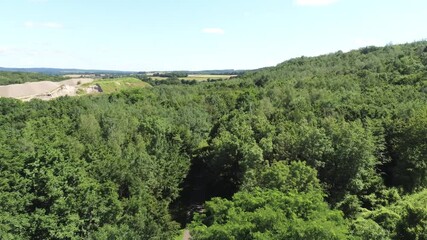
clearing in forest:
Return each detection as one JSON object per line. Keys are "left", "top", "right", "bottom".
{"left": 87, "top": 77, "right": 151, "bottom": 93}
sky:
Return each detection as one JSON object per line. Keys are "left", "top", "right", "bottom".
{"left": 0, "top": 0, "right": 427, "bottom": 71}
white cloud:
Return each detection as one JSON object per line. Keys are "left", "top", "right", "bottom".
{"left": 294, "top": 0, "right": 339, "bottom": 6}
{"left": 0, "top": 46, "right": 14, "bottom": 55}
{"left": 24, "top": 21, "right": 35, "bottom": 28}
{"left": 202, "top": 28, "right": 225, "bottom": 35}
{"left": 24, "top": 21, "right": 63, "bottom": 29}
{"left": 0, "top": 48, "right": 7, "bottom": 55}
{"left": 43, "top": 22, "right": 63, "bottom": 29}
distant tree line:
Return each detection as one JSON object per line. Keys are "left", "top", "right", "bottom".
{"left": 135, "top": 75, "right": 198, "bottom": 86}
{"left": 153, "top": 72, "right": 189, "bottom": 78}
{"left": 0, "top": 72, "right": 68, "bottom": 85}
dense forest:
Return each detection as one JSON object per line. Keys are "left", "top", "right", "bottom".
{"left": 1, "top": 41, "right": 427, "bottom": 239}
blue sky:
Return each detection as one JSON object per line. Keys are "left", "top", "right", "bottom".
{"left": 0, "top": 0, "right": 426, "bottom": 71}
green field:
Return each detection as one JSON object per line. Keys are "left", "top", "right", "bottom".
{"left": 87, "top": 77, "right": 151, "bottom": 93}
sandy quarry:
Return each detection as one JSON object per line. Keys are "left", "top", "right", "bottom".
{"left": 0, "top": 78, "right": 101, "bottom": 101}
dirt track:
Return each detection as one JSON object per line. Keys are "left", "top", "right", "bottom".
{"left": 183, "top": 230, "right": 191, "bottom": 240}
{"left": 0, "top": 78, "right": 95, "bottom": 101}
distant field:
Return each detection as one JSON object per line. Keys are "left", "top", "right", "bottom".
{"left": 88, "top": 77, "right": 151, "bottom": 93}
{"left": 64, "top": 74, "right": 97, "bottom": 78}
{"left": 150, "top": 74, "right": 235, "bottom": 81}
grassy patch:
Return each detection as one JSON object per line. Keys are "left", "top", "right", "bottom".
{"left": 94, "top": 77, "right": 151, "bottom": 93}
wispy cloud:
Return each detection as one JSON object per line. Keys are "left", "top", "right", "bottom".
{"left": 202, "top": 28, "right": 225, "bottom": 35}
{"left": 43, "top": 22, "right": 63, "bottom": 29}
{"left": 24, "top": 21, "right": 35, "bottom": 28}
{"left": 0, "top": 46, "right": 19, "bottom": 56}
{"left": 0, "top": 47, "right": 8, "bottom": 55}
{"left": 24, "top": 21, "right": 63, "bottom": 29}
{"left": 294, "top": 0, "right": 339, "bottom": 6}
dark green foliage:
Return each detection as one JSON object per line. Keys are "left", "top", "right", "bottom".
{"left": 349, "top": 218, "right": 389, "bottom": 240}
{"left": 242, "top": 161, "right": 322, "bottom": 195}
{"left": 190, "top": 162, "right": 349, "bottom": 239}
{"left": 1, "top": 41, "right": 427, "bottom": 238}
{"left": 359, "top": 189, "right": 427, "bottom": 239}
{"left": 0, "top": 94, "right": 197, "bottom": 238}
{"left": 388, "top": 106, "right": 427, "bottom": 192}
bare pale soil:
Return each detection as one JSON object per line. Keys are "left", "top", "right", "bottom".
{"left": 0, "top": 78, "right": 98, "bottom": 101}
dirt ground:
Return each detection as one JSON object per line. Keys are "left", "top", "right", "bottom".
{"left": 0, "top": 78, "right": 97, "bottom": 101}
{"left": 183, "top": 230, "right": 191, "bottom": 240}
